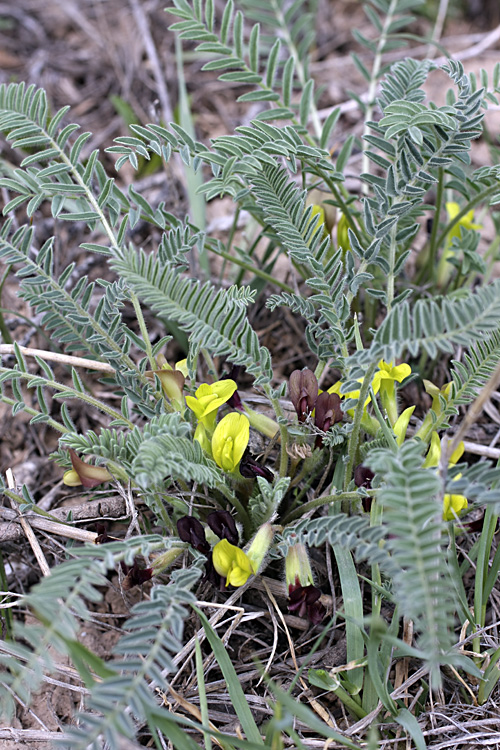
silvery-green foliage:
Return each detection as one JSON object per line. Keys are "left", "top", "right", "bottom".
{"left": 1, "top": 0, "right": 500, "bottom": 743}
{"left": 248, "top": 475, "right": 290, "bottom": 526}
{"left": 0, "top": 536, "right": 174, "bottom": 718}
{"left": 366, "top": 441, "right": 456, "bottom": 686}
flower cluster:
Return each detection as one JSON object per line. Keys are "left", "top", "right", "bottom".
{"left": 326, "top": 359, "right": 412, "bottom": 436}
{"left": 177, "top": 511, "right": 273, "bottom": 588}
{"left": 289, "top": 369, "right": 343, "bottom": 446}
{"left": 424, "top": 432, "right": 468, "bottom": 521}
{"left": 186, "top": 378, "right": 255, "bottom": 476}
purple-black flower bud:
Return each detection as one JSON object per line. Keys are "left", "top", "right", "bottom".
{"left": 315, "top": 392, "right": 343, "bottom": 432}
{"left": 177, "top": 516, "right": 210, "bottom": 554}
{"left": 222, "top": 365, "right": 244, "bottom": 410}
{"left": 354, "top": 465, "right": 375, "bottom": 512}
{"left": 314, "top": 391, "right": 343, "bottom": 447}
{"left": 120, "top": 558, "right": 153, "bottom": 590}
{"left": 239, "top": 453, "right": 274, "bottom": 482}
{"left": 288, "top": 583, "right": 326, "bottom": 624}
{"left": 206, "top": 510, "right": 239, "bottom": 545}
{"left": 289, "top": 369, "right": 318, "bottom": 422}
{"left": 354, "top": 465, "right": 374, "bottom": 489}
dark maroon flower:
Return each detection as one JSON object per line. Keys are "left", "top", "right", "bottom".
{"left": 354, "top": 465, "right": 374, "bottom": 489}
{"left": 120, "top": 559, "right": 153, "bottom": 590}
{"left": 239, "top": 453, "right": 274, "bottom": 482}
{"left": 288, "top": 583, "right": 326, "bottom": 624}
{"left": 94, "top": 522, "right": 120, "bottom": 545}
{"left": 206, "top": 510, "right": 239, "bottom": 545}
{"left": 354, "top": 465, "right": 375, "bottom": 512}
{"left": 289, "top": 369, "right": 318, "bottom": 422}
{"left": 315, "top": 392, "right": 342, "bottom": 432}
{"left": 462, "top": 512, "right": 487, "bottom": 534}
{"left": 177, "top": 516, "right": 210, "bottom": 554}
{"left": 203, "top": 552, "right": 226, "bottom": 591}
{"left": 314, "top": 391, "right": 343, "bottom": 447}
{"left": 223, "top": 365, "right": 243, "bottom": 410}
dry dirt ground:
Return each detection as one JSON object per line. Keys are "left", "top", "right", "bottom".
{"left": 1, "top": 0, "right": 500, "bottom": 747}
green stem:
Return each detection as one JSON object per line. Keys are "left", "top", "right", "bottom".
{"left": 386, "top": 224, "right": 397, "bottom": 312}
{"left": 130, "top": 291, "right": 156, "bottom": 371}
{"left": 473, "top": 506, "right": 499, "bottom": 658}
{"left": 207, "top": 242, "right": 294, "bottom": 293}
{"left": 0, "top": 393, "right": 69, "bottom": 433}
{"left": 281, "top": 491, "right": 373, "bottom": 525}
{"left": 320, "top": 174, "right": 367, "bottom": 242}
{"left": 426, "top": 167, "right": 444, "bottom": 282}
{"left": 434, "top": 182, "right": 499, "bottom": 252}
{"left": 265, "top": 388, "right": 289, "bottom": 478}
{"left": 0, "top": 265, "right": 13, "bottom": 344}
{"left": 314, "top": 360, "right": 327, "bottom": 381}
{"left": 217, "top": 482, "right": 252, "bottom": 537}
{"left": 344, "top": 363, "right": 378, "bottom": 492}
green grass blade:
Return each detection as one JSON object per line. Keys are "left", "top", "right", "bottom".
{"left": 334, "top": 546, "right": 364, "bottom": 692}
{"left": 194, "top": 606, "right": 263, "bottom": 745}
{"left": 395, "top": 708, "right": 426, "bottom": 750}
{"left": 265, "top": 679, "right": 362, "bottom": 749}
{"left": 195, "top": 636, "right": 212, "bottom": 750}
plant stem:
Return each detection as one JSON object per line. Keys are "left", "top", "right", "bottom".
{"left": 0, "top": 393, "right": 69, "bottom": 433}
{"left": 0, "top": 265, "right": 13, "bottom": 344}
{"left": 208, "top": 242, "right": 294, "bottom": 293}
{"left": 386, "top": 223, "right": 397, "bottom": 312}
{"left": 344, "top": 362, "right": 378, "bottom": 492}
{"left": 281, "top": 491, "right": 372, "bottom": 525}
{"left": 130, "top": 292, "right": 156, "bottom": 371}
{"left": 217, "top": 482, "right": 251, "bottom": 537}
{"left": 426, "top": 167, "right": 444, "bottom": 282}
{"left": 434, "top": 182, "right": 499, "bottom": 252}
{"left": 0, "top": 367, "right": 133, "bottom": 427}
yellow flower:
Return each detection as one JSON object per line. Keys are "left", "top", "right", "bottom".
{"left": 372, "top": 360, "right": 411, "bottom": 391}
{"left": 186, "top": 379, "right": 237, "bottom": 431}
{"left": 372, "top": 360, "right": 411, "bottom": 427}
{"left": 415, "top": 380, "right": 453, "bottom": 442}
{"left": 212, "top": 412, "right": 249, "bottom": 473}
{"left": 213, "top": 539, "right": 254, "bottom": 586}
{"left": 438, "top": 202, "right": 482, "bottom": 288}
{"left": 443, "top": 493, "right": 468, "bottom": 522}
{"left": 423, "top": 432, "right": 468, "bottom": 520}
{"left": 393, "top": 406, "right": 415, "bottom": 446}
{"left": 424, "top": 432, "right": 464, "bottom": 469}
{"left": 445, "top": 201, "right": 482, "bottom": 242}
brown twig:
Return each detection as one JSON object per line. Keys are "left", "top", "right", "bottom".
{"left": 6, "top": 469, "right": 51, "bottom": 576}
{"left": 0, "top": 496, "right": 127, "bottom": 543}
